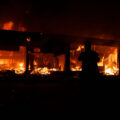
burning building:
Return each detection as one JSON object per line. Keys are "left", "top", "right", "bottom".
{"left": 70, "top": 38, "right": 120, "bottom": 76}
{"left": 0, "top": 29, "right": 119, "bottom": 76}
{"left": 0, "top": 30, "right": 67, "bottom": 75}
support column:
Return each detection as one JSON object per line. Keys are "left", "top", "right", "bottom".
{"left": 29, "top": 52, "right": 34, "bottom": 71}
{"left": 26, "top": 46, "right": 29, "bottom": 74}
{"left": 65, "top": 43, "right": 70, "bottom": 72}
{"left": 118, "top": 48, "right": 120, "bottom": 76}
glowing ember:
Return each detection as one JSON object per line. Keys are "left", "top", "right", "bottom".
{"left": 31, "top": 67, "right": 51, "bottom": 75}
{"left": 71, "top": 66, "right": 82, "bottom": 71}
{"left": 31, "top": 67, "right": 58, "bottom": 75}
{"left": 49, "top": 68, "right": 58, "bottom": 71}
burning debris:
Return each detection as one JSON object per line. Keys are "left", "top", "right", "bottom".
{"left": 29, "top": 53, "right": 63, "bottom": 75}
{"left": 31, "top": 67, "right": 51, "bottom": 75}
{"left": 30, "top": 67, "right": 58, "bottom": 75}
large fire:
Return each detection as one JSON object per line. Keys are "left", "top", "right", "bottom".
{"left": 2, "top": 21, "right": 14, "bottom": 30}
{"left": 70, "top": 44, "right": 119, "bottom": 75}
{"left": 14, "top": 63, "right": 25, "bottom": 74}
{"left": 0, "top": 46, "right": 26, "bottom": 74}
{"left": 0, "top": 21, "right": 119, "bottom": 75}
{"left": 104, "top": 48, "right": 119, "bottom": 75}
{"left": 1, "top": 21, "right": 26, "bottom": 32}
{"left": 0, "top": 46, "right": 65, "bottom": 75}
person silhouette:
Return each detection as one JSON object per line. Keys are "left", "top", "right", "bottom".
{"left": 78, "top": 41, "right": 100, "bottom": 75}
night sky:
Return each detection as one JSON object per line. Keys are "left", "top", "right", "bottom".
{"left": 0, "top": 0, "right": 120, "bottom": 40}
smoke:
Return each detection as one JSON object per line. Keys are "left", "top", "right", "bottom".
{"left": 0, "top": 0, "right": 120, "bottom": 40}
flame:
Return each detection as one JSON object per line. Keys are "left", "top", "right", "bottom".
{"left": 1, "top": 21, "right": 26, "bottom": 32}
{"left": 33, "top": 60, "right": 38, "bottom": 66}
{"left": 14, "top": 63, "right": 25, "bottom": 74}
{"left": 70, "top": 45, "right": 84, "bottom": 71}
{"left": 105, "top": 66, "right": 119, "bottom": 75}
{"left": 0, "top": 61, "right": 25, "bottom": 74}
{"left": 70, "top": 44, "right": 119, "bottom": 75}
{"left": 76, "top": 45, "right": 84, "bottom": 52}
{"left": 0, "top": 46, "right": 26, "bottom": 74}
{"left": 3, "top": 21, "right": 14, "bottom": 30}
{"left": 104, "top": 48, "right": 119, "bottom": 75}
{"left": 71, "top": 66, "right": 82, "bottom": 71}
{"left": 31, "top": 67, "right": 51, "bottom": 75}
{"left": 97, "top": 57, "right": 104, "bottom": 66}
{"left": 49, "top": 68, "right": 58, "bottom": 71}
{"left": 31, "top": 67, "right": 58, "bottom": 75}
{"left": 76, "top": 46, "right": 81, "bottom": 52}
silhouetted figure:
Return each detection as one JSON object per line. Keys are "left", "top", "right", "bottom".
{"left": 78, "top": 41, "right": 100, "bottom": 75}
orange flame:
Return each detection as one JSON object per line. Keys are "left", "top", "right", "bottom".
{"left": 1, "top": 21, "right": 26, "bottom": 32}
{"left": 104, "top": 48, "right": 119, "bottom": 75}
{"left": 0, "top": 46, "right": 26, "bottom": 74}
{"left": 70, "top": 45, "right": 84, "bottom": 72}
{"left": 31, "top": 67, "right": 56, "bottom": 75}
{"left": 2, "top": 21, "right": 14, "bottom": 30}
{"left": 15, "top": 62, "right": 25, "bottom": 74}
{"left": 70, "top": 45, "right": 119, "bottom": 75}
{"left": 71, "top": 66, "right": 82, "bottom": 71}
{"left": 31, "top": 67, "right": 59, "bottom": 75}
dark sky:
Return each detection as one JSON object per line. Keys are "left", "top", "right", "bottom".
{"left": 0, "top": 0, "right": 120, "bottom": 39}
